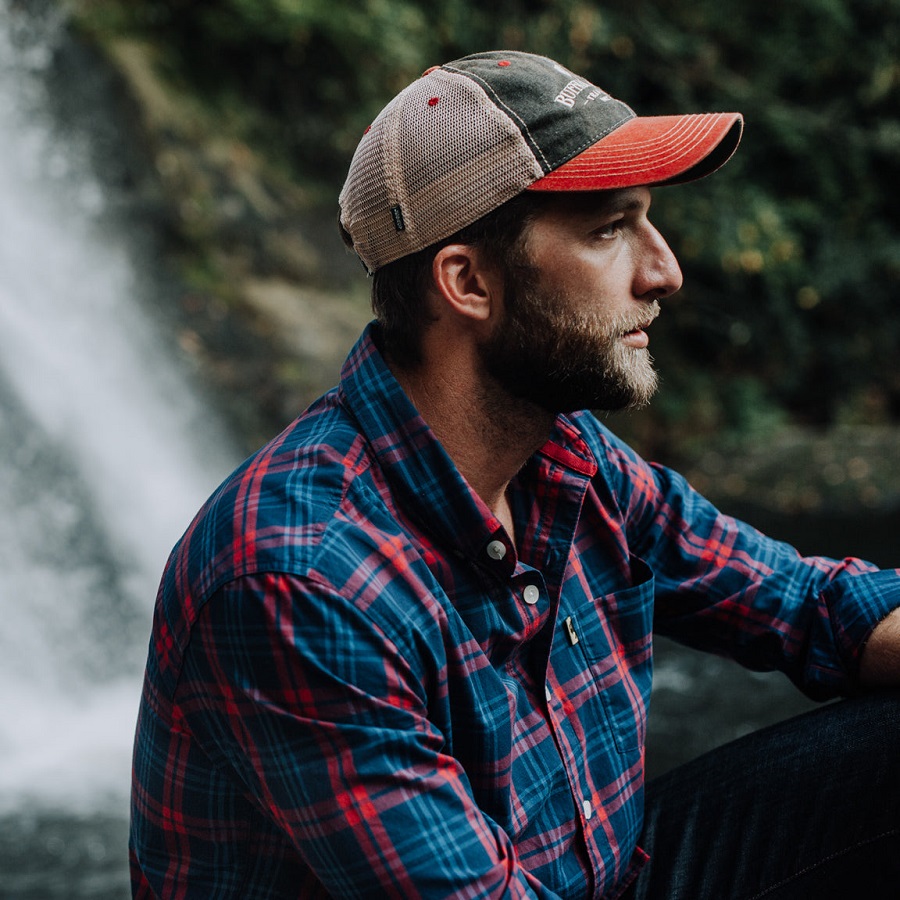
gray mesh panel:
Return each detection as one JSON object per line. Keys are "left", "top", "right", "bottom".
{"left": 339, "top": 71, "right": 541, "bottom": 272}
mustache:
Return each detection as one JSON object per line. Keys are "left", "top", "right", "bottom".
{"left": 567, "top": 300, "right": 662, "bottom": 344}
{"left": 617, "top": 299, "right": 661, "bottom": 335}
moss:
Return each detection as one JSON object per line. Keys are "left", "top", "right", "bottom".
{"left": 60, "top": 0, "right": 369, "bottom": 451}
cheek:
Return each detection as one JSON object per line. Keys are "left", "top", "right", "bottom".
{"left": 539, "top": 257, "right": 605, "bottom": 301}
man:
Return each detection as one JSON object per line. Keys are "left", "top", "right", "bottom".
{"left": 130, "top": 51, "right": 900, "bottom": 898}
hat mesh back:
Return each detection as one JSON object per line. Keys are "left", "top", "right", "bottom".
{"left": 340, "top": 70, "right": 542, "bottom": 272}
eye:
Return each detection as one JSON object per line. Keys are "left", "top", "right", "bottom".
{"left": 593, "top": 218, "right": 623, "bottom": 240}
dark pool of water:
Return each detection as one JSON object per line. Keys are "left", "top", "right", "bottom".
{"left": 0, "top": 812, "right": 130, "bottom": 899}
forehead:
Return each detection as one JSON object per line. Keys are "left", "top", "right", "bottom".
{"left": 530, "top": 186, "right": 652, "bottom": 224}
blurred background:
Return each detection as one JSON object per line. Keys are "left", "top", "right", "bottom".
{"left": 1, "top": 0, "right": 898, "bottom": 895}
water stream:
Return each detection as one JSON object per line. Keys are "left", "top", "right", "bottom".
{"left": 0, "top": 4, "right": 239, "bottom": 895}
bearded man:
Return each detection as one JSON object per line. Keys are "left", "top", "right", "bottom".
{"left": 130, "top": 51, "right": 900, "bottom": 899}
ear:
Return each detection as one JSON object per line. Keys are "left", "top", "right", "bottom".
{"left": 431, "top": 244, "right": 502, "bottom": 322}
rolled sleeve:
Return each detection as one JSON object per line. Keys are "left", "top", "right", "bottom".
{"left": 593, "top": 427, "right": 900, "bottom": 698}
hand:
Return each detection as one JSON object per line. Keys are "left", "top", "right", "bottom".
{"left": 859, "top": 606, "right": 900, "bottom": 686}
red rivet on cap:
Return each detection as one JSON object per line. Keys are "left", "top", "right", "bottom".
{"left": 422, "top": 65, "right": 441, "bottom": 76}
{"left": 428, "top": 97, "right": 440, "bottom": 106}
{"left": 498, "top": 60, "right": 511, "bottom": 67}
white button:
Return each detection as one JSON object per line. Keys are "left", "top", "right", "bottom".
{"left": 486, "top": 540, "right": 507, "bottom": 561}
{"left": 545, "top": 683, "right": 552, "bottom": 702}
{"left": 583, "top": 799, "right": 593, "bottom": 820}
{"left": 522, "top": 584, "right": 540, "bottom": 605}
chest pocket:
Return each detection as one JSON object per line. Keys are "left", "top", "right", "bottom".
{"left": 573, "top": 556, "right": 654, "bottom": 756}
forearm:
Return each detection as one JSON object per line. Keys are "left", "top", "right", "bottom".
{"left": 859, "top": 606, "right": 900, "bottom": 686}
{"left": 631, "top": 453, "right": 892, "bottom": 695}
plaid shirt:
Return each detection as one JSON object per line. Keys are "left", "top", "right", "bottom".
{"left": 130, "top": 324, "right": 899, "bottom": 899}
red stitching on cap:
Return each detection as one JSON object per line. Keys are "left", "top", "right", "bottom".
{"left": 363, "top": 125, "right": 371, "bottom": 134}
{"left": 498, "top": 60, "right": 511, "bottom": 67}
{"left": 428, "top": 97, "right": 440, "bottom": 106}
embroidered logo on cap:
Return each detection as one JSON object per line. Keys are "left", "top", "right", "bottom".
{"left": 554, "top": 78, "right": 611, "bottom": 108}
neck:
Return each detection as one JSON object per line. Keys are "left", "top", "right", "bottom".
{"left": 392, "top": 357, "right": 555, "bottom": 531}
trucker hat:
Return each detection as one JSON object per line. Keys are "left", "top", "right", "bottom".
{"left": 339, "top": 50, "right": 743, "bottom": 274}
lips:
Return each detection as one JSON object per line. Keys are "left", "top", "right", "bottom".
{"left": 620, "top": 303, "right": 660, "bottom": 348}
{"left": 622, "top": 302, "right": 661, "bottom": 341}
{"left": 621, "top": 328, "right": 650, "bottom": 349}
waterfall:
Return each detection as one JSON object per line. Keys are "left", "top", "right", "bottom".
{"left": 0, "top": 0, "right": 239, "bottom": 843}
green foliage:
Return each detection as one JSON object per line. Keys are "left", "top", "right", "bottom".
{"left": 71, "top": 0, "right": 900, "bottom": 440}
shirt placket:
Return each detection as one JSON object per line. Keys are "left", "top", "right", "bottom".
{"left": 479, "top": 507, "right": 604, "bottom": 895}
{"left": 520, "top": 452, "right": 612, "bottom": 894}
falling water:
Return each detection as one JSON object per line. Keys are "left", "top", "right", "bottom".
{"left": 0, "top": 3, "right": 240, "bottom": 894}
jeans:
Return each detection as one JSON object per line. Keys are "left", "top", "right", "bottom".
{"left": 624, "top": 689, "right": 900, "bottom": 899}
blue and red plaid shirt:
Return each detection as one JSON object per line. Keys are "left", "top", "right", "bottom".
{"left": 130, "top": 323, "right": 900, "bottom": 899}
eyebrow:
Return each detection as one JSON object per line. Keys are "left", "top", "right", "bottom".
{"left": 554, "top": 188, "right": 651, "bottom": 222}
{"left": 596, "top": 189, "right": 650, "bottom": 216}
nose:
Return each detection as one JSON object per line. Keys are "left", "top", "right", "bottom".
{"left": 635, "top": 222, "right": 683, "bottom": 301}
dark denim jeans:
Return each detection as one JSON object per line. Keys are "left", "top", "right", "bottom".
{"left": 625, "top": 690, "right": 900, "bottom": 899}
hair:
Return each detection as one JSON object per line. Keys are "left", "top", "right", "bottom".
{"left": 339, "top": 191, "right": 549, "bottom": 369}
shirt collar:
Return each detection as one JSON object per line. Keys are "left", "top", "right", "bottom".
{"left": 339, "top": 323, "right": 597, "bottom": 561}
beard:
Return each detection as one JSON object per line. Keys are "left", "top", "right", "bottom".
{"left": 477, "top": 267, "right": 661, "bottom": 415}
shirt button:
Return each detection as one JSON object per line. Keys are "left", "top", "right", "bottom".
{"left": 486, "top": 540, "right": 507, "bottom": 561}
{"left": 545, "top": 683, "right": 552, "bottom": 703}
{"left": 522, "top": 584, "right": 540, "bottom": 605}
{"left": 583, "top": 799, "right": 593, "bottom": 820}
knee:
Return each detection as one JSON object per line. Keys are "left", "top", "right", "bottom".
{"left": 821, "top": 688, "right": 900, "bottom": 758}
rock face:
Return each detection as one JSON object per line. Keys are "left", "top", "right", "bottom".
{"left": 78, "top": 32, "right": 371, "bottom": 448}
